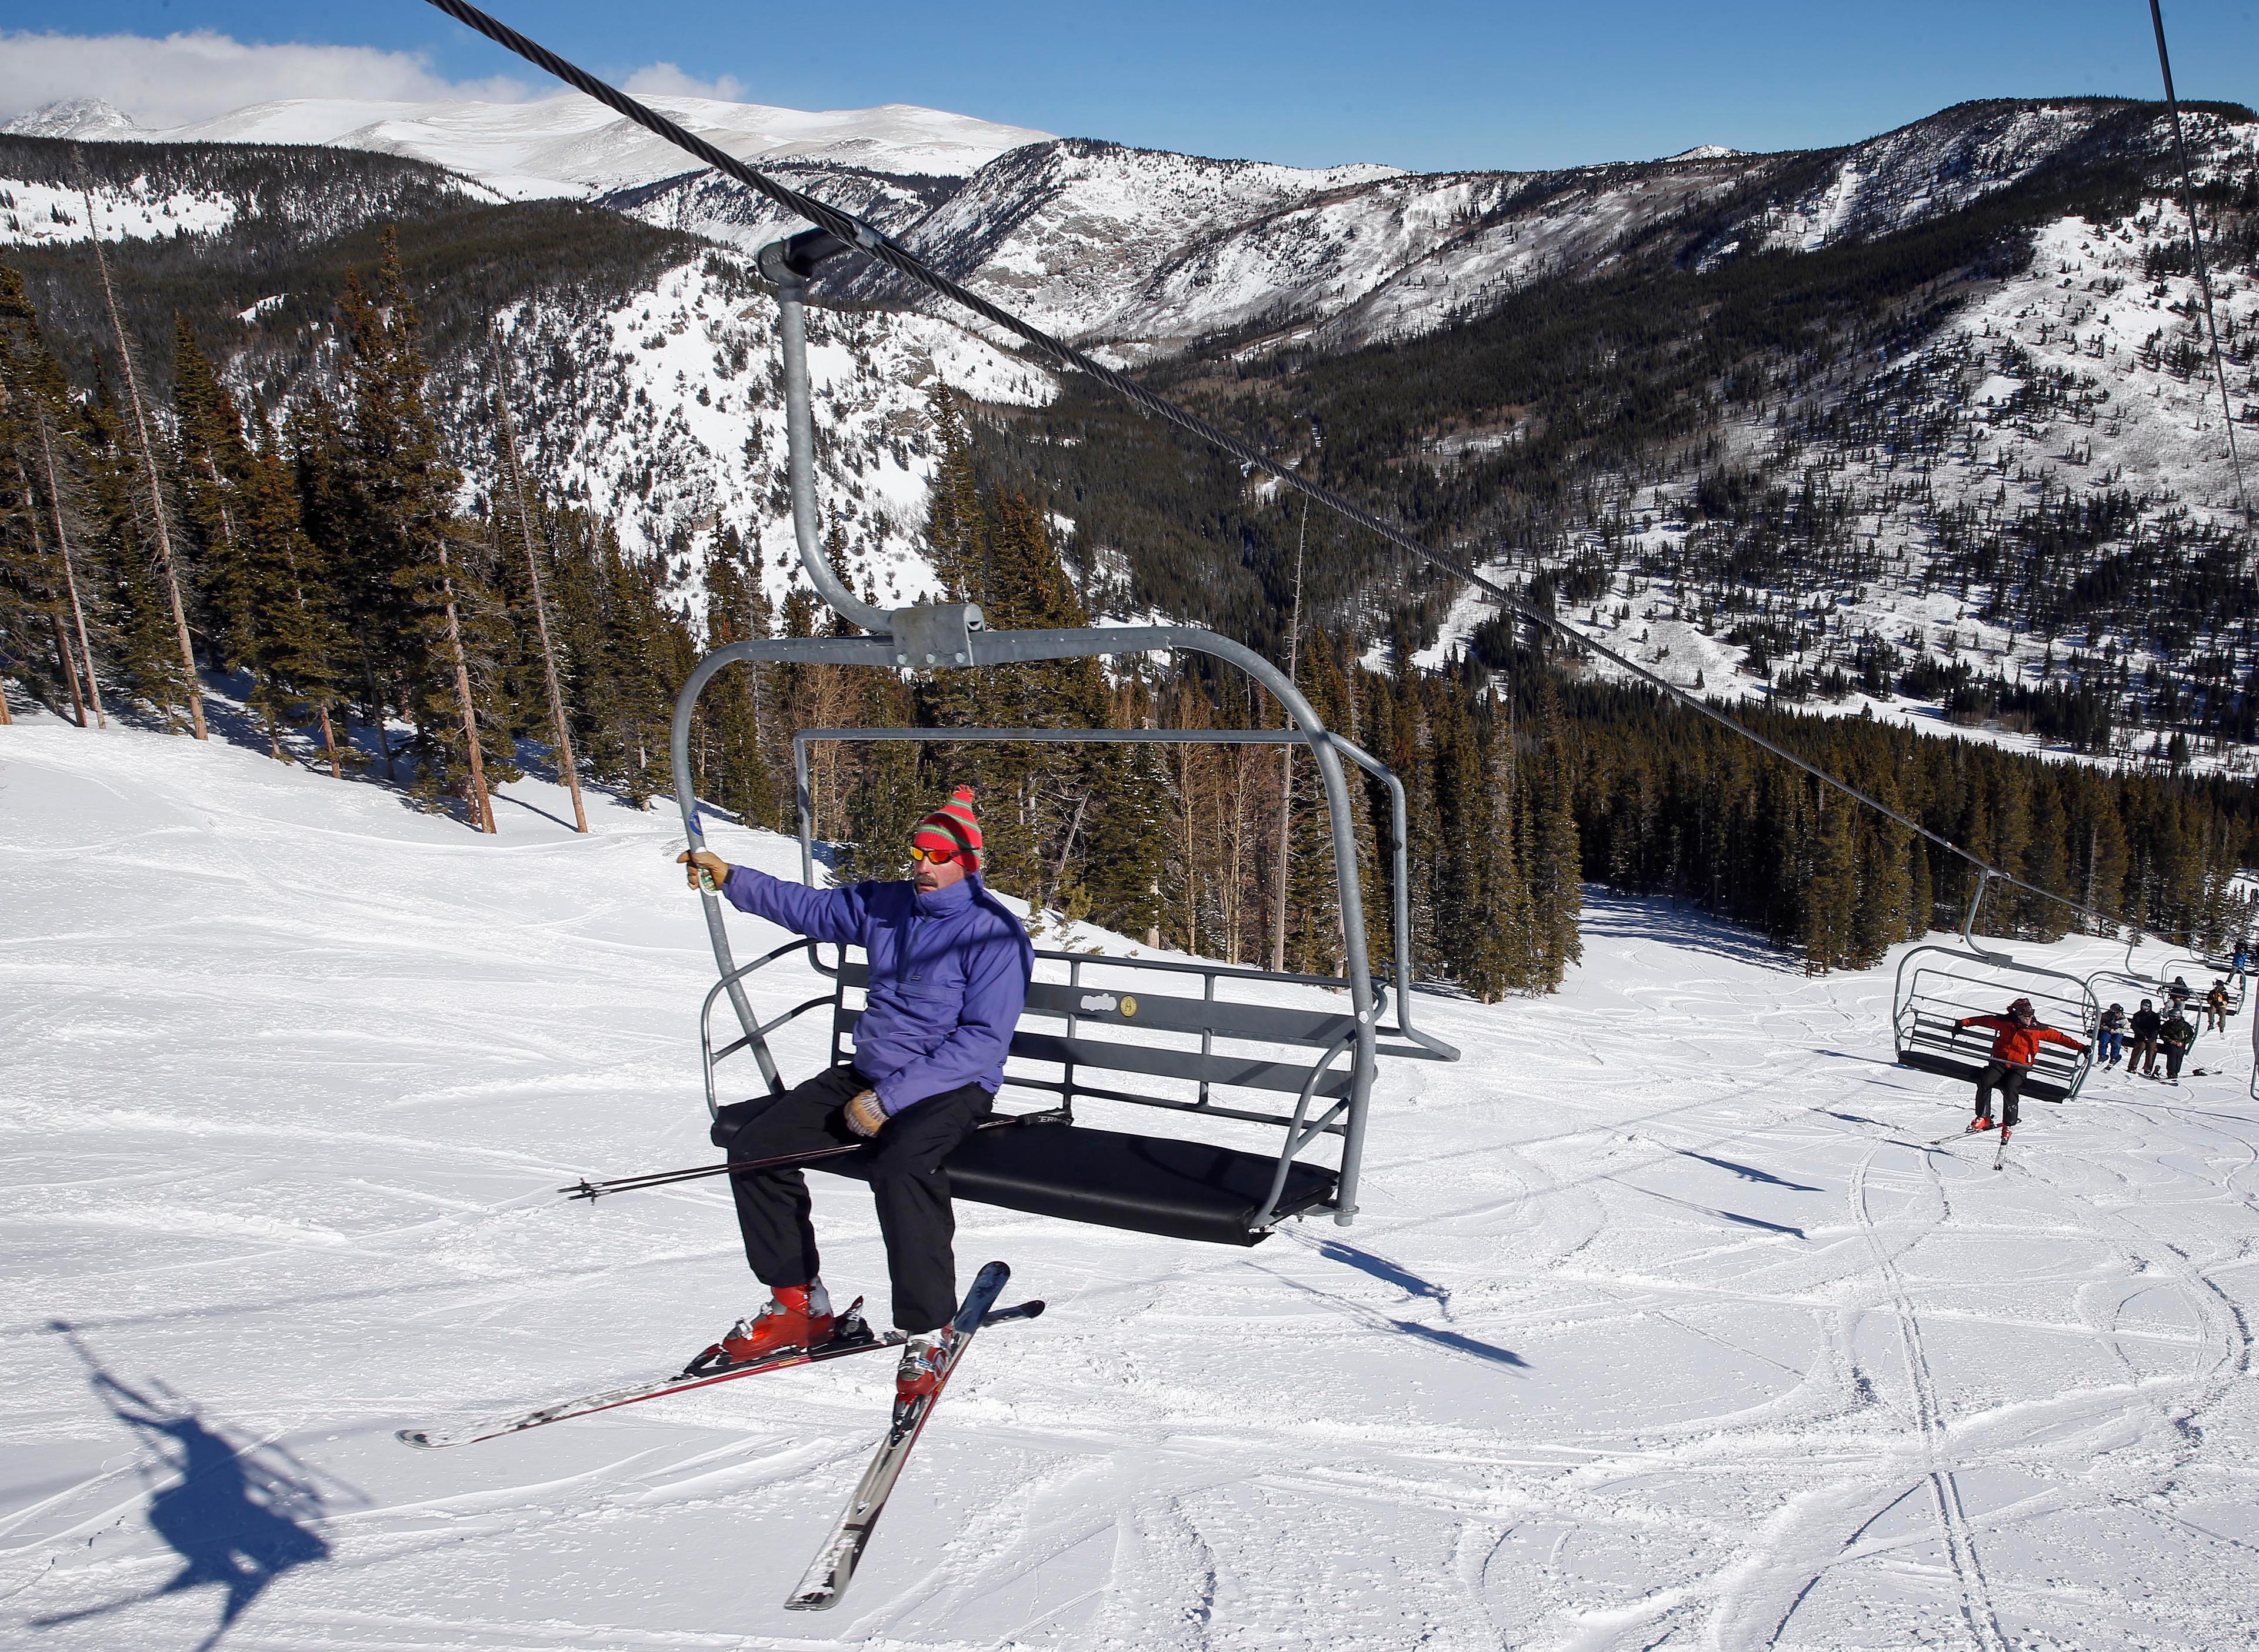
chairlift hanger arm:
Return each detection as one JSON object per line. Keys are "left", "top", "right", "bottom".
{"left": 428, "top": 0, "right": 2188, "bottom": 950}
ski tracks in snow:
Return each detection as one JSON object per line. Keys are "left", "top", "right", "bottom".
{"left": 12, "top": 728, "right": 2259, "bottom": 1648}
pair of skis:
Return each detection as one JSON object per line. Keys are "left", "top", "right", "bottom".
{"left": 1924, "top": 1123, "right": 2011, "bottom": 1170}
{"left": 397, "top": 1261, "right": 1027, "bottom": 1611}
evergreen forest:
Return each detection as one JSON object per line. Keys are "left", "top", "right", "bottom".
{"left": 8, "top": 118, "right": 2259, "bottom": 998}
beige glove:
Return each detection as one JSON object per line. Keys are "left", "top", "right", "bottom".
{"left": 678, "top": 849, "right": 730, "bottom": 893}
{"left": 843, "top": 1089, "right": 887, "bottom": 1138}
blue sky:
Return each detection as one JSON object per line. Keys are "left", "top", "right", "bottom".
{"left": 4, "top": 0, "right": 2254, "bottom": 170}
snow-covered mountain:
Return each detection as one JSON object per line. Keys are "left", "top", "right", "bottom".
{"left": 2, "top": 91, "right": 1053, "bottom": 200}
{"left": 6, "top": 91, "right": 2254, "bottom": 765}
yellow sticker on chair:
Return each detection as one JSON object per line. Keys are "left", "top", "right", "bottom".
{"left": 1120, "top": 996, "right": 1138, "bottom": 1017}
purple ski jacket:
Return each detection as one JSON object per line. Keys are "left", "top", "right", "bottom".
{"left": 720, "top": 865, "right": 1033, "bottom": 1114}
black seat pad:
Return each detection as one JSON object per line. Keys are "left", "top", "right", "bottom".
{"left": 816, "top": 1120, "right": 1337, "bottom": 1246}
{"left": 1895, "top": 1048, "right": 2074, "bottom": 1104}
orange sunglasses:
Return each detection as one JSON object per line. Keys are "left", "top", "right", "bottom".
{"left": 907, "top": 844, "right": 961, "bottom": 864}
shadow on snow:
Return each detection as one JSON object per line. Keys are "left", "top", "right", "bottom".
{"left": 32, "top": 1321, "right": 347, "bottom": 1652}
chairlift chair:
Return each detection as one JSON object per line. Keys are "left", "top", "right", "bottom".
{"left": 671, "top": 229, "right": 1458, "bottom": 1245}
{"left": 1893, "top": 871, "right": 2098, "bottom": 1104}
{"left": 2161, "top": 953, "right": 2244, "bottom": 1017}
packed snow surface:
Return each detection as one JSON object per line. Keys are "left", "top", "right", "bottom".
{"left": 6, "top": 715, "right": 2259, "bottom": 1649}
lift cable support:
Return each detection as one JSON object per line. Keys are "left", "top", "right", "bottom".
{"left": 2147, "top": 0, "right": 2252, "bottom": 522}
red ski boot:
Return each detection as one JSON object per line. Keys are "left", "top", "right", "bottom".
{"left": 895, "top": 1330, "right": 952, "bottom": 1407}
{"left": 1968, "top": 1116, "right": 1996, "bottom": 1133}
{"left": 700, "top": 1283, "right": 837, "bottom": 1371}
{"left": 1998, "top": 1126, "right": 2013, "bottom": 1144}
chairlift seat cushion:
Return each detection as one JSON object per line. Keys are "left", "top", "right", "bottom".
{"left": 1894, "top": 1047, "right": 2077, "bottom": 1104}
{"left": 815, "top": 1120, "right": 1337, "bottom": 1245}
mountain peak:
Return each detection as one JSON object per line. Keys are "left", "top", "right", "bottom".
{"left": 1, "top": 96, "right": 141, "bottom": 141}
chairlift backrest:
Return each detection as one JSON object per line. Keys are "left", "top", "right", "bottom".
{"left": 1893, "top": 944, "right": 2098, "bottom": 1103}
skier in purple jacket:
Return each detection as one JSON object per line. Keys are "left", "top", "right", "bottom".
{"left": 677, "top": 786, "right": 1031, "bottom": 1397}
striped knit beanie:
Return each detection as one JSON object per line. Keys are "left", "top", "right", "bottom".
{"left": 912, "top": 786, "right": 982, "bottom": 863}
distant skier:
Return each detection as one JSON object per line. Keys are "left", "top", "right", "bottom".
{"left": 2094, "top": 1003, "right": 2127, "bottom": 1070}
{"left": 676, "top": 786, "right": 1032, "bottom": 1400}
{"left": 2205, "top": 980, "right": 2231, "bottom": 1034}
{"left": 1958, "top": 997, "right": 2086, "bottom": 1143}
{"left": 2129, "top": 999, "right": 2164, "bottom": 1076}
{"left": 2157, "top": 1007, "right": 2197, "bottom": 1082}
{"left": 2234, "top": 945, "right": 2250, "bottom": 981}
{"left": 2165, "top": 975, "right": 2193, "bottom": 1015}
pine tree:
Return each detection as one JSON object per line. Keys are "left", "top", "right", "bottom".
{"left": 336, "top": 234, "right": 494, "bottom": 829}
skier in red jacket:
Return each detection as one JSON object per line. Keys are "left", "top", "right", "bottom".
{"left": 1958, "top": 997, "right": 2086, "bottom": 1142}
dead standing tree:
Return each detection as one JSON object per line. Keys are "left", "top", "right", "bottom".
{"left": 79, "top": 170, "right": 205, "bottom": 739}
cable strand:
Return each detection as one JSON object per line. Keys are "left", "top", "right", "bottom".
{"left": 2148, "top": 0, "right": 2251, "bottom": 520}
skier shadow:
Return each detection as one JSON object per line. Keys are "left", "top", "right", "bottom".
{"left": 32, "top": 1321, "right": 347, "bottom": 1652}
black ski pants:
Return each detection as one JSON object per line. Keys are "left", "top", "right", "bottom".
{"left": 2163, "top": 1040, "right": 2189, "bottom": 1080}
{"left": 1973, "top": 1060, "right": 2026, "bottom": 1128}
{"left": 711, "top": 1063, "right": 992, "bottom": 1334}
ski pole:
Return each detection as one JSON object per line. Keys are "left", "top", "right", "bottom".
{"left": 560, "top": 1114, "right": 1031, "bottom": 1202}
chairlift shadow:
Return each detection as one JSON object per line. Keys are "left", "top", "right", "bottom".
{"left": 1675, "top": 1150, "right": 1822, "bottom": 1192}
{"left": 31, "top": 1321, "right": 346, "bottom": 1652}
{"left": 1270, "top": 1259, "right": 1527, "bottom": 1371}
{"left": 1578, "top": 893, "right": 1805, "bottom": 973}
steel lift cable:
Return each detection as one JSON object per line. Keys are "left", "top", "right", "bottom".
{"left": 2147, "top": 0, "right": 2251, "bottom": 520}
{"left": 422, "top": 0, "right": 2213, "bottom": 948}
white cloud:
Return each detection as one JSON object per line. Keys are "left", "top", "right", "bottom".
{"left": 0, "top": 30, "right": 531, "bottom": 130}
{"left": 621, "top": 63, "right": 750, "bottom": 102}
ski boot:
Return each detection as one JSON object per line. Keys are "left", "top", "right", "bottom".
{"left": 1998, "top": 1125, "right": 2013, "bottom": 1144}
{"left": 1968, "top": 1116, "right": 1995, "bottom": 1133}
{"left": 895, "top": 1330, "right": 952, "bottom": 1407}
{"left": 684, "top": 1282, "right": 839, "bottom": 1375}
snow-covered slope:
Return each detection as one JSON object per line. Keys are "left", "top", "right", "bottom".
{"left": 0, "top": 172, "right": 242, "bottom": 247}
{"left": 6, "top": 713, "right": 2259, "bottom": 1648}
{"left": 1752, "top": 100, "right": 2108, "bottom": 253}
{"left": 467, "top": 252, "right": 1054, "bottom": 588}
{"left": 847, "top": 138, "right": 1403, "bottom": 348}
{"left": 5, "top": 91, "right": 1054, "bottom": 200}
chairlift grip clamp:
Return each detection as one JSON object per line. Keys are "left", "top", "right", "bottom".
{"left": 888, "top": 602, "right": 985, "bottom": 669}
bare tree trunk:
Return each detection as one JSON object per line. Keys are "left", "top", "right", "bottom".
{"left": 81, "top": 175, "right": 205, "bottom": 739}
{"left": 1270, "top": 499, "right": 1308, "bottom": 972}
{"left": 36, "top": 416, "right": 104, "bottom": 727}
{"left": 316, "top": 702, "right": 341, "bottom": 779}
{"left": 51, "top": 613, "right": 88, "bottom": 726}
{"left": 490, "top": 337, "right": 587, "bottom": 832}
{"left": 13, "top": 453, "right": 86, "bottom": 724}
{"left": 435, "top": 540, "right": 495, "bottom": 833}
